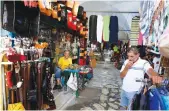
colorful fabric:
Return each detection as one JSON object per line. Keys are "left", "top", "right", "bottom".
{"left": 103, "top": 16, "right": 110, "bottom": 42}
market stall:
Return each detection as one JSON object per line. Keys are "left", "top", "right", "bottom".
{"left": 0, "top": 1, "right": 90, "bottom": 110}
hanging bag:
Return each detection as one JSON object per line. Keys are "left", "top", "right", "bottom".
{"left": 67, "top": 73, "right": 77, "bottom": 91}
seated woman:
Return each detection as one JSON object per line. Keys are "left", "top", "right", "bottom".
{"left": 53, "top": 50, "right": 72, "bottom": 89}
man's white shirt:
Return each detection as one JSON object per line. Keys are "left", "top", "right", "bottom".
{"left": 120, "top": 58, "right": 152, "bottom": 92}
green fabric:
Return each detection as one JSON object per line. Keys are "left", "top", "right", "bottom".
{"left": 103, "top": 16, "right": 110, "bottom": 42}
{"left": 113, "top": 46, "right": 119, "bottom": 52}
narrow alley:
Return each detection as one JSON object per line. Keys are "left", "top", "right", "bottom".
{"left": 53, "top": 62, "right": 122, "bottom": 110}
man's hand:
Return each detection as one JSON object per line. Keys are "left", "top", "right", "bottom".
{"left": 147, "top": 68, "right": 163, "bottom": 84}
{"left": 151, "top": 76, "right": 163, "bottom": 84}
{"left": 125, "top": 61, "right": 133, "bottom": 69}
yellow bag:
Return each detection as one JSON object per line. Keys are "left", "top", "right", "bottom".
{"left": 8, "top": 102, "right": 25, "bottom": 110}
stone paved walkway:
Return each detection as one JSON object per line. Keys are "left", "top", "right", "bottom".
{"left": 65, "top": 62, "right": 122, "bottom": 110}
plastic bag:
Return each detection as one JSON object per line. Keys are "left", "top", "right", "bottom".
{"left": 67, "top": 73, "right": 77, "bottom": 91}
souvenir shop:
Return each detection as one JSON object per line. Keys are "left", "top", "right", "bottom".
{"left": 0, "top": 1, "right": 94, "bottom": 110}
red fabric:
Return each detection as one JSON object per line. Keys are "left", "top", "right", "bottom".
{"left": 72, "top": 16, "right": 77, "bottom": 30}
{"left": 79, "top": 58, "right": 86, "bottom": 65}
{"left": 67, "top": 12, "right": 77, "bottom": 31}
{"left": 24, "top": 1, "right": 29, "bottom": 6}
{"left": 6, "top": 71, "right": 13, "bottom": 88}
{"left": 67, "top": 12, "right": 73, "bottom": 29}
{"left": 23, "top": 1, "right": 38, "bottom": 8}
{"left": 8, "top": 54, "right": 26, "bottom": 62}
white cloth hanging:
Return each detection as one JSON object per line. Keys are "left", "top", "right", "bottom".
{"left": 97, "top": 15, "right": 103, "bottom": 43}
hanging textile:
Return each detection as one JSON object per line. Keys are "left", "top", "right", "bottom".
{"left": 139, "top": 1, "right": 155, "bottom": 38}
{"left": 89, "top": 15, "right": 97, "bottom": 42}
{"left": 103, "top": 16, "right": 110, "bottom": 42}
{"left": 109, "top": 16, "right": 119, "bottom": 44}
{"left": 138, "top": 32, "right": 143, "bottom": 45}
{"left": 130, "top": 16, "right": 140, "bottom": 46}
{"left": 96, "top": 15, "right": 103, "bottom": 43}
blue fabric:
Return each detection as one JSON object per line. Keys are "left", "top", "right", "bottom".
{"left": 161, "top": 96, "right": 169, "bottom": 110}
{"left": 86, "top": 73, "right": 93, "bottom": 79}
{"left": 9, "top": 32, "right": 15, "bottom": 47}
{"left": 158, "top": 87, "right": 169, "bottom": 110}
{"left": 61, "top": 77, "right": 65, "bottom": 86}
{"left": 64, "top": 69, "right": 79, "bottom": 73}
{"left": 149, "top": 88, "right": 166, "bottom": 110}
{"left": 55, "top": 67, "right": 61, "bottom": 78}
{"left": 109, "top": 16, "right": 118, "bottom": 43}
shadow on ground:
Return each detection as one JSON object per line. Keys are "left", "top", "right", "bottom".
{"left": 66, "top": 87, "right": 101, "bottom": 110}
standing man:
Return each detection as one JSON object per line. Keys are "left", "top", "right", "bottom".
{"left": 120, "top": 46, "right": 162, "bottom": 109}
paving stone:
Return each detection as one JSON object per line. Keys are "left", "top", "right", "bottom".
{"left": 93, "top": 103, "right": 105, "bottom": 110}
{"left": 113, "top": 84, "right": 119, "bottom": 87}
{"left": 108, "top": 107, "right": 114, "bottom": 110}
{"left": 111, "top": 89, "right": 119, "bottom": 93}
{"left": 105, "top": 84, "right": 113, "bottom": 89}
{"left": 100, "top": 94, "right": 108, "bottom": 102}
{"left": 108, "top": 103, "right": 119, "bottom": 109}
{"left": 102, "top": 88, "right": 109, "bottom": 95}
{"left": 114, "top": 94, "right": 121, "bottom": 99}
{"left": 80, "top": 107, "right": 93, "bottom": 110}
{"left": 114, "top": 101, "right": 120, "bottom": 106}
{"left": 118, "top": 98, "right": 121, "bottom": 102}
{"left": 109, "top": 98, "right": 116, "bottom": 102}
{"left": 110, "top": 93, "right": 116, "bottom": 97}
{"left": 100, "top": 102, "right": 107, "bottom": 108}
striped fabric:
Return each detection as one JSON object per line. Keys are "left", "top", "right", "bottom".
{"left": 130, "top": 16, "right": 140, "bottom": 46}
